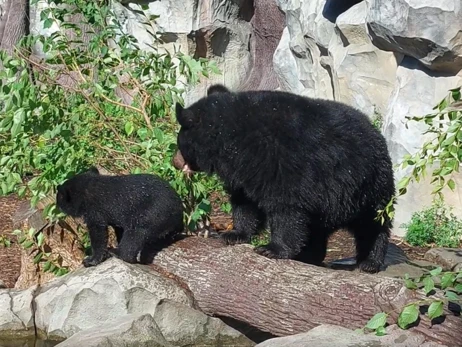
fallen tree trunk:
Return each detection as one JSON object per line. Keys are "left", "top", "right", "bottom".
{"left": 153, "top": 237, "right": 462, "bottom": 346}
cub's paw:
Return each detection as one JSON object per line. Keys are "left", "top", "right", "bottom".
{"left": 254, "top": 243, "right": 290, "bottom": 259}
{"left": 220, "top": 230, "right": 251, "bottom": 245}
{"left": 358, "top": 259, "right": 383, "bottom": 274}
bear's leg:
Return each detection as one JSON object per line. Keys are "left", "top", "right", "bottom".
{"left": 254, "top": 210, "right": 308, "bottom": 259}
{"left": 295, "top": 230, "right": 330, "bottom": 266}
{"left": 350, "top": 218, "right": 390, "bottom": 273}
{"left": 113, "top": 226, "right": 124, "bottom": 244}
{"left": 112, "top": 229, "right": 148, "bottom": 264}
{"left": 83, "top": 220, "right": 111, "bottom": 267}
{"left": 221, "top": 190, "right": 265, "bottom": 245}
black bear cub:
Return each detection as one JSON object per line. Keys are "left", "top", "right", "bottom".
{"left": 173, "top": 84, "right": 395, "bottom": 273}
{"left": 56, "top": 167, "right": 184, "bottom": 267}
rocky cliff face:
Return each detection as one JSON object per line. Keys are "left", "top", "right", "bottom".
{"left": 16, "top": 0, "right": 462, "bottom": 235}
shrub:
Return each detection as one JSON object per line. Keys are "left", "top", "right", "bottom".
{"left": 403, "top": 200, "right": 462, "bottom": 247}
{"left": 0, "top": 0, "right": 226, "bottom": 275}
{"left": 0, "top": 0, "right": 225, "bottom": 229}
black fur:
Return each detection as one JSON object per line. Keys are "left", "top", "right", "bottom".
{"left": 56, "top": 167, "right": 184, "bottom": 267}
{"left": 175, "top": 86, "right": 395, "bottom": 273}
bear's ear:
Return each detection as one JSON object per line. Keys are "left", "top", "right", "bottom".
{"left": 207, "top": 84, "right": 230, "bottom": 95}
{"left": 175, "top": 103, "right": 199, "bottom": 128}
{"left": 86, "top": 166, "right": 100, "bottom": 175}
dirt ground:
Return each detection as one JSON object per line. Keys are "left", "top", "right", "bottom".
{"left": 0, "top": 194, "right": 429, "bottom": 288}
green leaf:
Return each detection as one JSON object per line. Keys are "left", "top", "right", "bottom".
{"left": 37, "top": 232, "right": 45, "bottom": 247}
{"left": 375, "top": 326, "right": 386, "bottom": 336}
{"left": 11, "top": 108, "right": 25, "bottom": 137}
{"left": 445, "top": 290, "right": 460, "bottom": 301}
{"left": 455, "top": 284, "right": 462, "bottom": 294}
{"left": 22, "top": 240, "right": 35, "bottom": 249}
{"left": 441, "top": 273, "right": 456, "bottom": 289}
{"left": 429, "top": 267, "right": 443, "bottom": 276}
{"left": 428, "top": 301, "right": 444, "bottom": 320}
{"left": 423, "top": 276, "right": 435, "bottom": 295}
{"left": 124, "top": 121, "right": 134, "bottom": 136}
{"left": 447, "top": 179, "right": 456, "bottom": 191}
{"left": 398, "top": 304, "right": 419, "bottom": 329}
{"left": 365, "top": 312, "right": 388, "bottom": 330}
{"left": 404, "top": 278, "right": 417, "bottom": 290}
{"left": 33, "top": 252, "right": 43, "bottom": 264}
{"left": 43, "top": 18, "right": 54, "bottom": 29}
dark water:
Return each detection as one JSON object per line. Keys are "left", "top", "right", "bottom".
{"left": 0, "top": 337, "right": 61, "bottom": 347}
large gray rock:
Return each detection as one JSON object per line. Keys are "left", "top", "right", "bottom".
{"left": 34, "top": 258, "right": 194, "bottom": 339}
{"left": 255, "top": 324, "right": 446, "bottom": 347}
{"left": 382, "top": 57, "right": 462, "bottom": 236}
{"left": 274, "top": 0, "right": 335, "bottom": 99}
{"left": 56, "top": 314, "right": 171, "bottom": 347}
{"left": 366, "top": 0, "right": 462, "bottom": 74}
{"left": 0, "top": 286, "right": 35, "bottom": 337}
{"left": 56, "top": 300, "right": 255, "bottom": 347}
{"left": 152, "top": 299, "right": 255, "bottom": 347}
{"left": 329, "top": 1, "right": 402, "bottom": 115}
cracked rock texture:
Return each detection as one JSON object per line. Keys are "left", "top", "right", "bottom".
{"left": 274, "top": 0, "right": 462, "bottom": 236}
{"left": 34, "top": 258, "right": 194, "bottom": 339}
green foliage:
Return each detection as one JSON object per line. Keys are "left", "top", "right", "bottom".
{"left": 402, "top": 200, "right": 462, "bottom": 247}
{"left": 0, "top": 235, "right": 11, "bottom": 248}
{"left": 371, "top": 107, "right": 383, "bottom": 131}
{"left": 250, "top": 230, "right": 270, "bottom": 247}
{"left": 0, "top": 0, "right": 225, "bottom": 237}
{"left": 377, "top": 87, "right": 462, "bottom": 224}
{"left": 12, "top": 228, "right": 69, "bottom": 276}
{"left": 364, "top": 267, "right": 462, "bottom": 335}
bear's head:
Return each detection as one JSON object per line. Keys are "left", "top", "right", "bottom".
{"left": 173, "top": 84, "right": 231, "bottom": 175}
{"left": 56, "top": 167, "right": 99, "bottom": 216}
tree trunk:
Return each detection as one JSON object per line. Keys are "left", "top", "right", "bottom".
{"left": 0, "top": 0, "right": 28, "bottom": 53}
{"left": 153, "top": 237, "right": 462, "bottom": 346}
{"left": 239, "top": 0, "right": 285, "bottom": 91}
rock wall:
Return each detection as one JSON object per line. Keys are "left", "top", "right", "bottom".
{"left": 26, "top": 0, "right": 462, "bottom": 236}
{"left": 273, "top": 0, "right": 462, "bottom": 236}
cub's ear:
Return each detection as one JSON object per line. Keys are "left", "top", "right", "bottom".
{"left": 175, "top": 103, "right": 199, "bottom": 128}
{"left": 207, "top": 84, "right": 230, "bottom": 95}
{"left": 57, "top": 184, "right": 71, "bottom": 203}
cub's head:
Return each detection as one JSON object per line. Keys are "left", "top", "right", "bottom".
{"left": 173, "top": 84, "right": 231, "bottom": 175}
{"left": 56, "top": 167, "right": 99, "bottom": 216}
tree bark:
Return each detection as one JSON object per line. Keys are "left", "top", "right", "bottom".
{"left": 239, "top": 0, "right": 285, "bottom": 91}
{"left": 153, "top": 237, "right": 462, "bottom": 346}
{"left": 0, "top": 0, "right": 28, "bottom": 53}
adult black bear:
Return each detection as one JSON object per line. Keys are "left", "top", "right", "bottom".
{"left": 173, "top": 85, "right": 395, "bottom": 273}
{"left": 56, "top": 167, "right": 184, "bottom": 267}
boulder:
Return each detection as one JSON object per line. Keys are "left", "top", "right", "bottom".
{"left": 255, "top": 324, "right": 447, "bottom": 347}
{"left": 152, "top": 299, "right": 255, "bottom": 346}
{"left": 0, "top": 286, "right": 35, "bottom": 338}
{"left": 56, "top": 314, "right": 171, "bottom": 347}
{"left": 366, "top": 0, "right": 462, "bottom": 74}
{"left": 34, "top": 258, "right": 195, "bottom": 339}
{"left": 55, "top": 299, "right": 255, "bottom": 347}
{"left": 329, "top": 2, "right": 402, "bottom": 115}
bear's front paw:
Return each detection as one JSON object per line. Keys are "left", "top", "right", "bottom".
{"left": 254, "top": 243, "right": 290, "bottom": 259}
{"left": 358, "top": 259, "right": 383, "bottom": 273}
{"left": 82, "top": 256, "right": 103, "bottom": 267}
{"left": 220, "top": 230, "right": 251, "bottom": 245}
{"left": 82, "top": 251, "right": 112, "bottom": 267}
